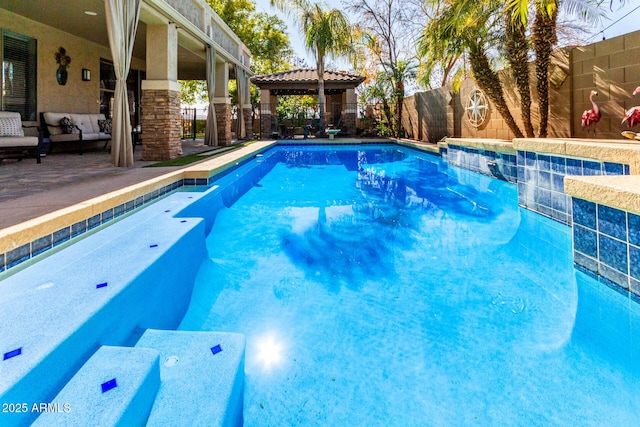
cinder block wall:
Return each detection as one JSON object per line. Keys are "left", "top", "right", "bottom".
{"left": 572, "top": 32, "right": 640, "bottom": 139}
{"left": 403, "top": 30, "right": 640, "bottom": 141}
{"left": 402, "top": 86, "right": 453, "bottom": 142}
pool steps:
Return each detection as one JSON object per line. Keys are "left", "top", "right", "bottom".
{"left": 0, "top": 188, "right": 246, "bottom": 425}
{"left": 31, "top": 330, "right": 246, "bottom": 427}
{"left": 136, "top": 329, "right": 245, "bottom": 427}
{"left": 32, "top": 346, "right": 161, "bottom": 426}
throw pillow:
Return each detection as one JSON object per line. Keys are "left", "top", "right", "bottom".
{"left": 98, "top": 118, "right": 112, "bottom": 134}
{"left": 60, "top": 117, "right": 75, "bottom": 134}
{"left": 0, "top": 116, "right": 24, "bottom": 137}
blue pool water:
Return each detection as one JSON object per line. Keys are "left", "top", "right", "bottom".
{"left": 177, "top": 145, "right": 640, "bottom": 426}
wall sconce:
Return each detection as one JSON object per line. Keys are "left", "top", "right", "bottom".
{"left": 82, "top": 68, "right": 91, "bottom": 81}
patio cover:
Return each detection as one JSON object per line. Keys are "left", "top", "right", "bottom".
{"left": 251, "top": 69, "right": 365, "bottom": 95}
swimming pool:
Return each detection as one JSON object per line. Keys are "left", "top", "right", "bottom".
{"left": 3, "top": 143, "right": 640, "bottom": 425}
{"left": 179, "top": 144, "right": 640, "bottom": 425}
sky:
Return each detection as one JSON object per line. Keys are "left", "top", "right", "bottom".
{"left": 253, "top": 0, "right": 640, "bottom": 69}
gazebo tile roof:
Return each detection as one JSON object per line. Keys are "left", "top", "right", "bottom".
{"left": 251, "top": 68, "right": 365, "bottom": 84}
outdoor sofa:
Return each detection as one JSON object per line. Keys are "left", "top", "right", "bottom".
{"left": 0, "top": 111, "right": 44, "bottom": 163}
{"left": 41, "top": 112, "right": 112, "bottom": 154}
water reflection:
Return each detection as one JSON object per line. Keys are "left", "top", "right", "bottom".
{"left": 279, "top": 147, "right": 518, "bottom": 292}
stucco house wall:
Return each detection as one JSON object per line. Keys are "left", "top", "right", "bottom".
{"left": 0, "top": 8, "right": 145, "bottom": 118}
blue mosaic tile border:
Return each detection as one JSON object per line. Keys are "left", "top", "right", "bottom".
{"left": 517, "top": 151, "right": 629, "bottom": 225}
{"left": 0, "top": 180, "right": 187, "bottom": 274}
{"left": 572, "top": 197, "right": 640, "bottom": 298}
{"left": 446, "top": 145, "right": 518, "bottom": 183}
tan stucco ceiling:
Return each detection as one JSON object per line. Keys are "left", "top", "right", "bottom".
{"left": 0, "top": 0, "right": 206, "bottom": 78}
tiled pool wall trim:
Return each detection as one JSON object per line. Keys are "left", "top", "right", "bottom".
{"left": 445, "top": 144, "right": 630, "bottom": 225}
{"left": 446, "top": 145, "right": 518, "bottom": 184}
{"left": 0, "top": 178, "right": 217, "bottom": 274}
{"left": 516, "top": 151, "right": 630, "bottom": 225}
{"left": 572, "top": 197, "right": 640, "bottom": 299}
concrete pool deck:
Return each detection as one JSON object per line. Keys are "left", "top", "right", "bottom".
{"left": 0, "top": 139, "right": 216, "bottom": 229}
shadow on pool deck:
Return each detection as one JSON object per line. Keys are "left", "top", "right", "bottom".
{"left": 0, "top": 139, "right": 219, "bottom": 230}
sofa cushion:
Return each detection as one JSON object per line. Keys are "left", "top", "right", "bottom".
{"left": 81, "top": 133, "right": 101, "bottom": 141}
{"left": 50, "top": 133, "right": 81, "bottom": 142}
{"left": 0, "top": 136, "right": 39, "bottom": 147}
{"left": 0, "top": 111, "right": 23, "bottom": 120}
{"left": 0, "top": 116, "right": 24, "bottom": 137}
{"left": 43, "top": 112, "right": 71, "bottom": 136}
{"left": 88, "top": 114, "right": 107, "bottom": 133}
{"left": 98, "top": 118, "right": 112, "bottom": 134}
{"left": 69, "top": 113, "right": 98, "bottom": 134}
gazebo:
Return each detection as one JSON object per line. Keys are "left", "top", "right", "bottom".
{"left": 251, "top": 69, "right": 365, "bottom": 139}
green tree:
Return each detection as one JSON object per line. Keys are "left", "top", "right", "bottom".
{"left": 360, "top": 74, "right": 395, "bottom": 136}
{"left": 504, "top": 14, "right": 535, "bottom": 137}
{"left": 270, "top": 0, "right": 352, "bottom": 133}
{"left": 423, "top": 0, "right": 525, "bottom": 138}
{"left": 180, "top": 0, "right": 294, "bottom": 106}
{"left": 346, "top": 0, "right": 418, "bottom": 138}
{"left": 507, "top": 0, "right": 603, "bottom": 137}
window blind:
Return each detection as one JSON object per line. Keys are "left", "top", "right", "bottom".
{"left": 2, "top": 30, "right": 37, "bottom": 121}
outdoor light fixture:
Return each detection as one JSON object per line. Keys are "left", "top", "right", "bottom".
{"left": 82, "top": 69, "right": 91, "bottom": 81}
{"left": 84, "top": 11, "right": 97, "bottom": 16}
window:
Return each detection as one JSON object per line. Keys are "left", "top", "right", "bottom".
{"left": 99, "top": 58, "right": 144, "bottom": 127}
{"left": 1, "top": 30, "right": 37, "bottom": 121}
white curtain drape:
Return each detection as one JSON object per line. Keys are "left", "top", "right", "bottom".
{"left": 205, "top": 45, "right": 218, "bottom": 146}
{"left": 104, "top": 0, "right": 141, "bottom": 167}
{"left": 235, "top": 65, "right": 246, "bottom": 140}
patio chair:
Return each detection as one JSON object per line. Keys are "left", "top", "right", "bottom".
{"left": 0, "top": 111, "right": 44, "bottom": 163}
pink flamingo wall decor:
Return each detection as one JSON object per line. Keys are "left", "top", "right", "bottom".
{"left": 621, "top": 86, "right": 640, "bottom": 141}
{"left": 581, "top": 90, "right": 601, "bottom": 136}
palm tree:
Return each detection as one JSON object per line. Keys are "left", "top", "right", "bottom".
{"left": 504, "top": 15, "right": 535, "bottom": 137}
{"left": 270, "top": 0, "right": 352, "bottom": 133}
{"left": 424, "top": 0, "right": 524, "bottom": 138}
{"left": 382, "top": 60, "right": 417, "bottom": 137}
{"left": 507, "top": 0, "right": 603, "bottom": 137}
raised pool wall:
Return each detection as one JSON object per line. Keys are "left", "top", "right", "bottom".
{"left": 441, "top": 137, "right": 640, "bottom": 299}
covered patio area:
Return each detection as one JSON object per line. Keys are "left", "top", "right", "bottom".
{"left": 0, "top": 0, "right": 252, "bottom": 166}
{"left": 252, "top": 69, "right": 365, "bottom": 139}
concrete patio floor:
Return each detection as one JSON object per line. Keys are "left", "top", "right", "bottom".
{"left": 0, "top": 139, "right": 217, "bottom": 230}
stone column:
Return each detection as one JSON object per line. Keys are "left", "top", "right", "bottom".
{"left": 214, "top": 61, "right": 232, "bottom": 145}
{"left": 141, "top": 23, "right": 182, "bottom": 160}
{"left": 242, "top": 76, "right": 253, "bottom": 139}
{"left": 344, "top": 88, "right": 357, "bottom": 136}
{"left": 243, "top": 105, "right": 253, "bottom": 139}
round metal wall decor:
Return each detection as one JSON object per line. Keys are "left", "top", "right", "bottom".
{"left": 465, "top": 88, "right": 488, "bottom": 128}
